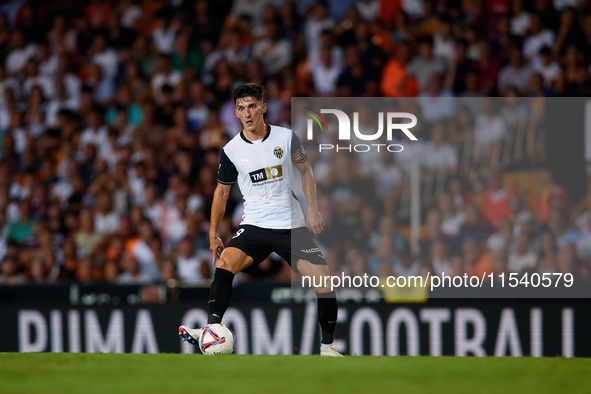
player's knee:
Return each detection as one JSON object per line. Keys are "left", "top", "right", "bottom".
{"left": 314, "top": 266, "right": 334, "bottom": 293}
{"left": 216, "top": 258, "right": 238, "bottom": 274}
{"left": 314, "top": 284, "right": 332, "bottom": 294}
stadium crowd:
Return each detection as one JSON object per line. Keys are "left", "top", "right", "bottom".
{"left": 0, "top": 0, "right": 590, "bottom": 286}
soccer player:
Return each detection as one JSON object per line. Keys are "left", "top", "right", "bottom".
{"left": 179, "top": 83, "right": 341, "bottom": 356}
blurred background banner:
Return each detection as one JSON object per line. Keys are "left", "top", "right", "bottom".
{"left": 2, "top": 297, "right": 590, "bottom": 357}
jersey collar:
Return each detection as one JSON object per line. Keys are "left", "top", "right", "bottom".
{"left": 240, "top": 124, "right": 271, "bottom": 144}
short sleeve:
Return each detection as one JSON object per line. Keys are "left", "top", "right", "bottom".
{"left": 291, "top": 132, "right": 308, "bottom": 164}
{"left": 217, "top": 149, "right": 238, "bottom": 184}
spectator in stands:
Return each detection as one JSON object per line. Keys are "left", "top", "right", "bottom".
{"left": 151, "top": 54, "right": 182, "bottom": 104}
{"left": 508, "top": 233, "right": 537, "bottom": 273}
{"left": 554, "top": 44, "right": 591, "bottom": 96}
{"left": 73, "top": 210, "right": 102, "bottom": 259}
{"left": 117, "top": 251, "right": 153, "bottom": 285}
{"left": 422, "top": 122, "right": 458, "bottom": 173}
{"left": 160, "top": 256, "right": 178, "bottom": 285}
{"left": 304, "top": 1, "right": 335, "bottom": 69}
{"left": 360, "top": 145, "right": 403, "bottom": 211}
{"left": 94, "top": 191, "right": 120, "bottom": 235}
{"left": 326, "top": 155, "right": 364, "bottom": 231}
{"left": 380, "top": 41, "right": 417, "bottom": 97}
{"left": 498, "top": 45, "right": 532, "bottom": 94}
{"left": 523, "top": 13, "right": 555, "bottom": 60}
{"left": 176, "top": 236, "right": 206, "bottom": 284}
{"left": 479, "top": 169, "right": 515, "bottom": 229}
{"left": 551, "top": 7, "right": 587, "bottom": 59}
{"left": 348, "top": 247, "right": 369, "bottom": 278}
{"left": 352, "top": 205, "right": 380, "bottom": 251}
{"left": 548, "top": 209, "right": 581, "bottom": 250}
{"left": 420, "top": 208, "right": 454, "bottom": 254}
{"left": 510, "top": 0, "right": 531, "bottom": 37}
{"left": 539, "top": 230, "right": 557, "bottom": 273}
{"left": 311, "top": 47, "right": 341, "bottom": 96}
{"left": 532, "top": 46, "right": 560, "bottom": 89}
{"left": 8, "top": 198, "right": 33, "bottom": 244}
{"left": 437, "top": 192, "right": 465, "bottom": 237}
{"left": 429, "top": 239, "right": 454, "bottom": 276}
{"left": 368, "top": 236, "right": 398, "bottom": 276}
{"left": 446, "top": 175, "right": 471, "bottom": 210}
{"left": 514, "top": 210, "right": 540, "bottom": 248}
{"left": 473, "top": 40, "right": 501, "bottom": 94}
{"left": 417, "top": 73, "right": 455, "bottom": 123}
{"left": 336, "top": 45, "right": 378, "bottom": 96}
{"left": 0, "top": 255, "right": 25, "bottom": 284}
{"left": 556, "top": 241, "right": 584, "bottom": 276}
{"left": 394, "top": 249, "right": 421, "bottom": 277}
{"left": 252, "top": 22, "right": 292, "bottom": 75}
{"left": 531, "top": 167, "right": 571, "bottom": 224}
{"left": 491, "top": 247, "right": 508, "bottom": 276}
{"left": 473, "top": 98, "right": 508, "bottom": 157}
{"left": 407, "top": 36, "right": 446, "bottom": 92}
{"left": 462, "top": 237, "right": 485, "bottom": 276}
{"left": 444, "top": 38, "right": 474, "bottom": 95}
{"left": 458, "top": 203, "right": 493, "bottom": 243}
{"left": 434, "top": 16, "right": 455, "bottom": 62}
{"left": 489, "top": 218, "right": 515, "bottom": 253}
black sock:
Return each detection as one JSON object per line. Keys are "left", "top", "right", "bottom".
{"left": 317, "top": 290, "right": 338, "bottom": 344}
{"left": 207, "top": 268, "right": 235, "bottom": 324}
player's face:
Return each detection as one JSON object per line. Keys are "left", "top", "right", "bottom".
{"left": 235, "top": 97, "right": 267, "bottom": 133}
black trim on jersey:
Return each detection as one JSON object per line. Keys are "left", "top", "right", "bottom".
{"left": 240, "top": 124, "right": 271, "bottom": 144}
{"left": 217, "top": 149, "right": 238, "bottom": 184}
{"left": 262, "top": 124, "right": 271, "bottom": 141}
{"left": 291, "top": 131, "right": 301, "bottom": 152}
{"left": 291, "top": 131, "right": 308, "bottom": 164}
{"left": 292, "top": 191, "right": 299, "bottom": 201}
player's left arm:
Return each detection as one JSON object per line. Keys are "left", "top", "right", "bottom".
{"left": 292, "top": 133, "right": 325, "bottom": 238}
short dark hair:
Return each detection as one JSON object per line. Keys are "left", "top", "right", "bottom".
{"left": 233, "top": 83, "right": 265, "bottom": 105}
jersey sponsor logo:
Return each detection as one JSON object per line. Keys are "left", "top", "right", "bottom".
{"left": 300, "top": 248, "right": 321, "bottom": 253}
{"left": 249, "top": 165, "right": 283, "bottom": 184}
{"left": 241, "top": 157, "right": 250, "bottom": 164}
{"left": 273, "top": 146, "right": 284, "bottom": 159}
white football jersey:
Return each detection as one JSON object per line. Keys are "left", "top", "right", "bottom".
{"left": 217, "top": 124, "right": 307, "bottom": 229}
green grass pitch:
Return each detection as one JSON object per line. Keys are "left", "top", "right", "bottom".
{"left": 1, "top": 353, "right": 590, "bottom": 394}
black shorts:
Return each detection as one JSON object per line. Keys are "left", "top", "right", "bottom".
{"left": 225, "top": 225, "right": 326, "bottom": 274}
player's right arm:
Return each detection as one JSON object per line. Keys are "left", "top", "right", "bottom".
{"left": 210, "top": 149, "right": 238, "bottom": 264}
{"left": 209, "top": 183, "right": 231, "bottom": 264}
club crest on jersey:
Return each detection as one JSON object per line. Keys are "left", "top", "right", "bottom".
{"left": 273, "top": 146, "right": 284, "bottom": 159}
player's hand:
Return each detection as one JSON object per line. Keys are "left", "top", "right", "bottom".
{"left": 210, "top": 236, "right": 224, "bottom": 265}
{"left": 307, "top": 210, "right": 325, "bottom": 238}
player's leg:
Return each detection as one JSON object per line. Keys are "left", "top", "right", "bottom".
{"left": 207, "top": 247, "right": 254, "bottom": 324}
{"left": 180, "top": 248, "right": 253, "bottom": 345}
{"left": 180, "top": 225, "right": 272, "bottom": 346}
{"left": 275, "top": 227, "right": 342, "bottom": 356}
{"left": 296, "top": 259, "right": 342, "bottom": 357}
